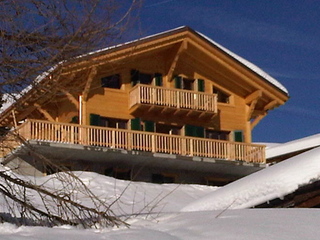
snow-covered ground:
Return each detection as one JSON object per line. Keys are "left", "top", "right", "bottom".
{"left": 1, "top": 142, "right": 320, "bottom": 239}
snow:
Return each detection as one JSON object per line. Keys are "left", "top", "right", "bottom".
{"left": 2, "top": 143, "right": 320, "bottom": 239}
{"left": 266, "top": 133, "right": 320, "bottom": 159}
{"left": 197, "top": 31, "right": 288, "bottom": 94}
{"left": 182, "top": 146, "right": 320, "bottom": 212}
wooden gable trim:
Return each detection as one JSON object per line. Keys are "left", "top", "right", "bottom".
{"left": 187, "top": 36, "right": 288, "bottom": 104}
{"left": 34, "top": 103, "right": 55, "bottom": 122}
{"left": 245, "top": 90, "right": 262, "bottom": 104}
{"left": 60, "top": 89, "right": 78, "bottom": 108}
{"left": 264, "top": 100, "right": 278, "bottom": 111}
{"left": 167, "top": 40, "right": 188, "bottom": 81}
{"left": 246, "top": 90, "right": 262, "bottom": 121}
{"left": 82, "top": 67, "right": 97, "bottom": 101}
{"left": 250, "top": 113, "right": 267, "bottom": 130}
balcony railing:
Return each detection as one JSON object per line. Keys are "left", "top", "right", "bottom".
{"left": 4, "top": 119, "right": 266, "bottom": 163}
{"left": 129, "top": 84, "right": 218, "bottom": 114}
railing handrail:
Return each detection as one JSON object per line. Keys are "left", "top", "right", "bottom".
{"left": 15, "top": 119, "right": 266, "bottom": 163}
{"left": 130, "top": 83, "right": 218, "bottom": 96}
{"left": 129, "top": 84, "right": 218, "bottom": 113}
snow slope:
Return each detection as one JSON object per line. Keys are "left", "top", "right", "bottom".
{"left": 182, "top": 146, "right": 320, "bottom": 211}
{"left": 1, "top": 209, "right": 320, "bottom": 240}
{"left": 2, "top": 141, "right": 320, "bottom": 239}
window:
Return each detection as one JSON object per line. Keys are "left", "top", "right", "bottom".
{"left": 131, "top": 70, "right": 163, "bottom": 86}
{"left": 174, "top": 76, "right": 195, "bottom": 90}
{"left": 156, "top": 123, "right": 181, "bottom": 135}
{"left": 101, "top": 74, "right": 121, "bottom": 89}
{"left": 139, "top": 72, "right": 153, "bottom": 85}
{"left": 205, "top": 130, "right": 230, "bottom": 141}
{"left": 105, "top": 168, "right": 131, "bottom": 180}
{"left": 152, "top": 173, "right": 175, "bottom": 184}
{"left": 100, "top": 117, "right": 127, "bottom": 129}
{"left": 213, "top": 87, "right": 230, "bottom": 103}
{"left": 182, "top": 78, "right": 195, "bottom": 90}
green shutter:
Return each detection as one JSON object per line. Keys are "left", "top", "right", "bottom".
{"left": 144, "top": 120, "right": 154, "bottom": 132}
{"left": 234, "top": 130, "right": 244, "bottom": 142}
{"left": 174, "top": 76, "right": 182, "bottom": 89}
{"left": 195, "top": 126, "right": 204, "bottom": 138}
{"left": 198, "top": 79, "right": 205, "bottom": 92}
{"left": 185, "top": 125, "right": 194, "bottom": 137}
{"left": 185, "top": 125, "right": 204, "bottom": 137}
{"left": 90, "top": 114, "right": 100, "bottom": 126}
{"left": 154, "top": 73, "right": 163, "bottom": 86}
{"left": 131, "top": 69, "right": 140, "bottom": 86}
{"left": 131, "top": 118, "right": 141, "bottom": 130}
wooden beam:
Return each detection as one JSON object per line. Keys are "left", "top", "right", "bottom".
{"left": 250, "top": 113, "right": 267, "bottom": 130}
{"left": 245, "top": 90, "right": 262, "bottom": 104}
{"left": 264, "top": 100, "right": 278, "bottom": 111}
{"left": 82, "top": 67, "right": 97, "bottom": 101}
{"left": 247, "top": 99, "right": 258, "bottom": 121}
{"left": 167, "top": 40, "right": 188, "bottom": 81}
{"left": 34, "top": 104, "right": 55, "bottom": 122}
{"left": 60, "top": 89, "right": 79, "bottom": 108}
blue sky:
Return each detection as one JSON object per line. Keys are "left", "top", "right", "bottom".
{"left": 125, "top": 0, "right": 320, "bottom": 143}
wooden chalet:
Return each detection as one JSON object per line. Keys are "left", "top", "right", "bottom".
{"left": 0, "top": 26, "right": 289, "bottom": 185}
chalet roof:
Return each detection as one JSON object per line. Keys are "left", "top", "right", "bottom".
{"left": 78, "top": 26, "right": 289, "bottom": 95}
{"left": 1, "top": 26, "right": 288, "bottom": 117}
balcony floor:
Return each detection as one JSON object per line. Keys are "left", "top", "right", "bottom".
{"left": 6, "top": 140, "right": 266, "bottom": 181}
{"left": 129, "top": 103, "right": 216, "bottom": 119}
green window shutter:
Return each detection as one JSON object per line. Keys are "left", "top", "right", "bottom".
{"left": 154, "top": 73, "right": 163, "bottom": 86}
{"left": 144, "top": 120, "right": 154, "bottom": 132}
{"left": 198, "top": 79, "right": 205, "bottom": 92}
{"left": 174, "top": 76, "right": 182, "bottom": 89}
{"left": 131, "top": 69, "right": 140, "bottom": 86}
{"left": 185, "top": 125, "right": 205, "bottom": 137}
{"left": 185, "top": 125, "right": 194, "bottom": 137}
{"left": 195, "top": 126, "right": 204, "bottom": 138}
{"left": 234, "top": 130, "right": 244, "bottom": 142}
{"left": 90, "top": 114, "right": 100, "bottom": 126}
{"left": 131, "top": 118, "right": 141, "bottom": 130}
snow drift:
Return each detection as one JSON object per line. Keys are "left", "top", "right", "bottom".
{"left": 182, "top": 147, "right": 320, "bottom": 211}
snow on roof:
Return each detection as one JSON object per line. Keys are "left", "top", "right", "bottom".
{"left": 181, "top": 146, "right": 320, "bottom": 211}
{"left": 196, "top": 31, "right": 288, "bottom": 95}
{"left": 266, "top": 133, "right": 320, "bottom": 159}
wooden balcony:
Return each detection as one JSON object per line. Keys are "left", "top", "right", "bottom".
{"left": 1, "top": 120, "right": 266, "bottom": 163}
{"left": 129, "top": 84, "right": 218, "bottom": 118}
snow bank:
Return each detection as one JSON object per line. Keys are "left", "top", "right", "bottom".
{"left": 182, "top": 147, "right": 320, "bottom": 211}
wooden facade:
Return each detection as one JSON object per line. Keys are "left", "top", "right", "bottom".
{"left": 0, "top": 26, "right": 289, "bottom": 184}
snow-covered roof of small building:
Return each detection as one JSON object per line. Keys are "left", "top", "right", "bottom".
{"left": 266, "top": 133, "right": 320, "bottom": 159}
{"left": 182, "top": 146, "right": 320, "bottom": 211}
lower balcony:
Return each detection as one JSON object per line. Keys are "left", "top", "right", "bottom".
{"left": 129, "top": 84, "right": 218, "bottom": 118}
{"left": 1, "top": 119, "right": 266, "bottom": 164}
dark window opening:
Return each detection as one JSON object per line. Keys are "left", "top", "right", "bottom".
{"left": 213, "top": 87, "right": 230, "bottom": 103}
{"left": 100, "top": 117, "right": 127, "bottom": 129}
{"left": 183, "top": 78, "right": 195, "bottom": 90}
{"left": 105, "top": 168, "right": 131, "bottom": 180}
{"left": 156, "top": 123, "right": 181, "bottom": 135}
{"left": 101, "top": 74, "right": 121, "bottom": 89}
{"left": 152, "top": 173, "right": 175, "bottom": 184}
{"left": 139, "top": 72, "right": 153, "bottom": 85}
{"left": 205, "top": 130, "right": 230, "bottom": 141}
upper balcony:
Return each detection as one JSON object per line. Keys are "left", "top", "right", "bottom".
{"left": 129, "top": 84, "right": 218, "bottom": 118}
